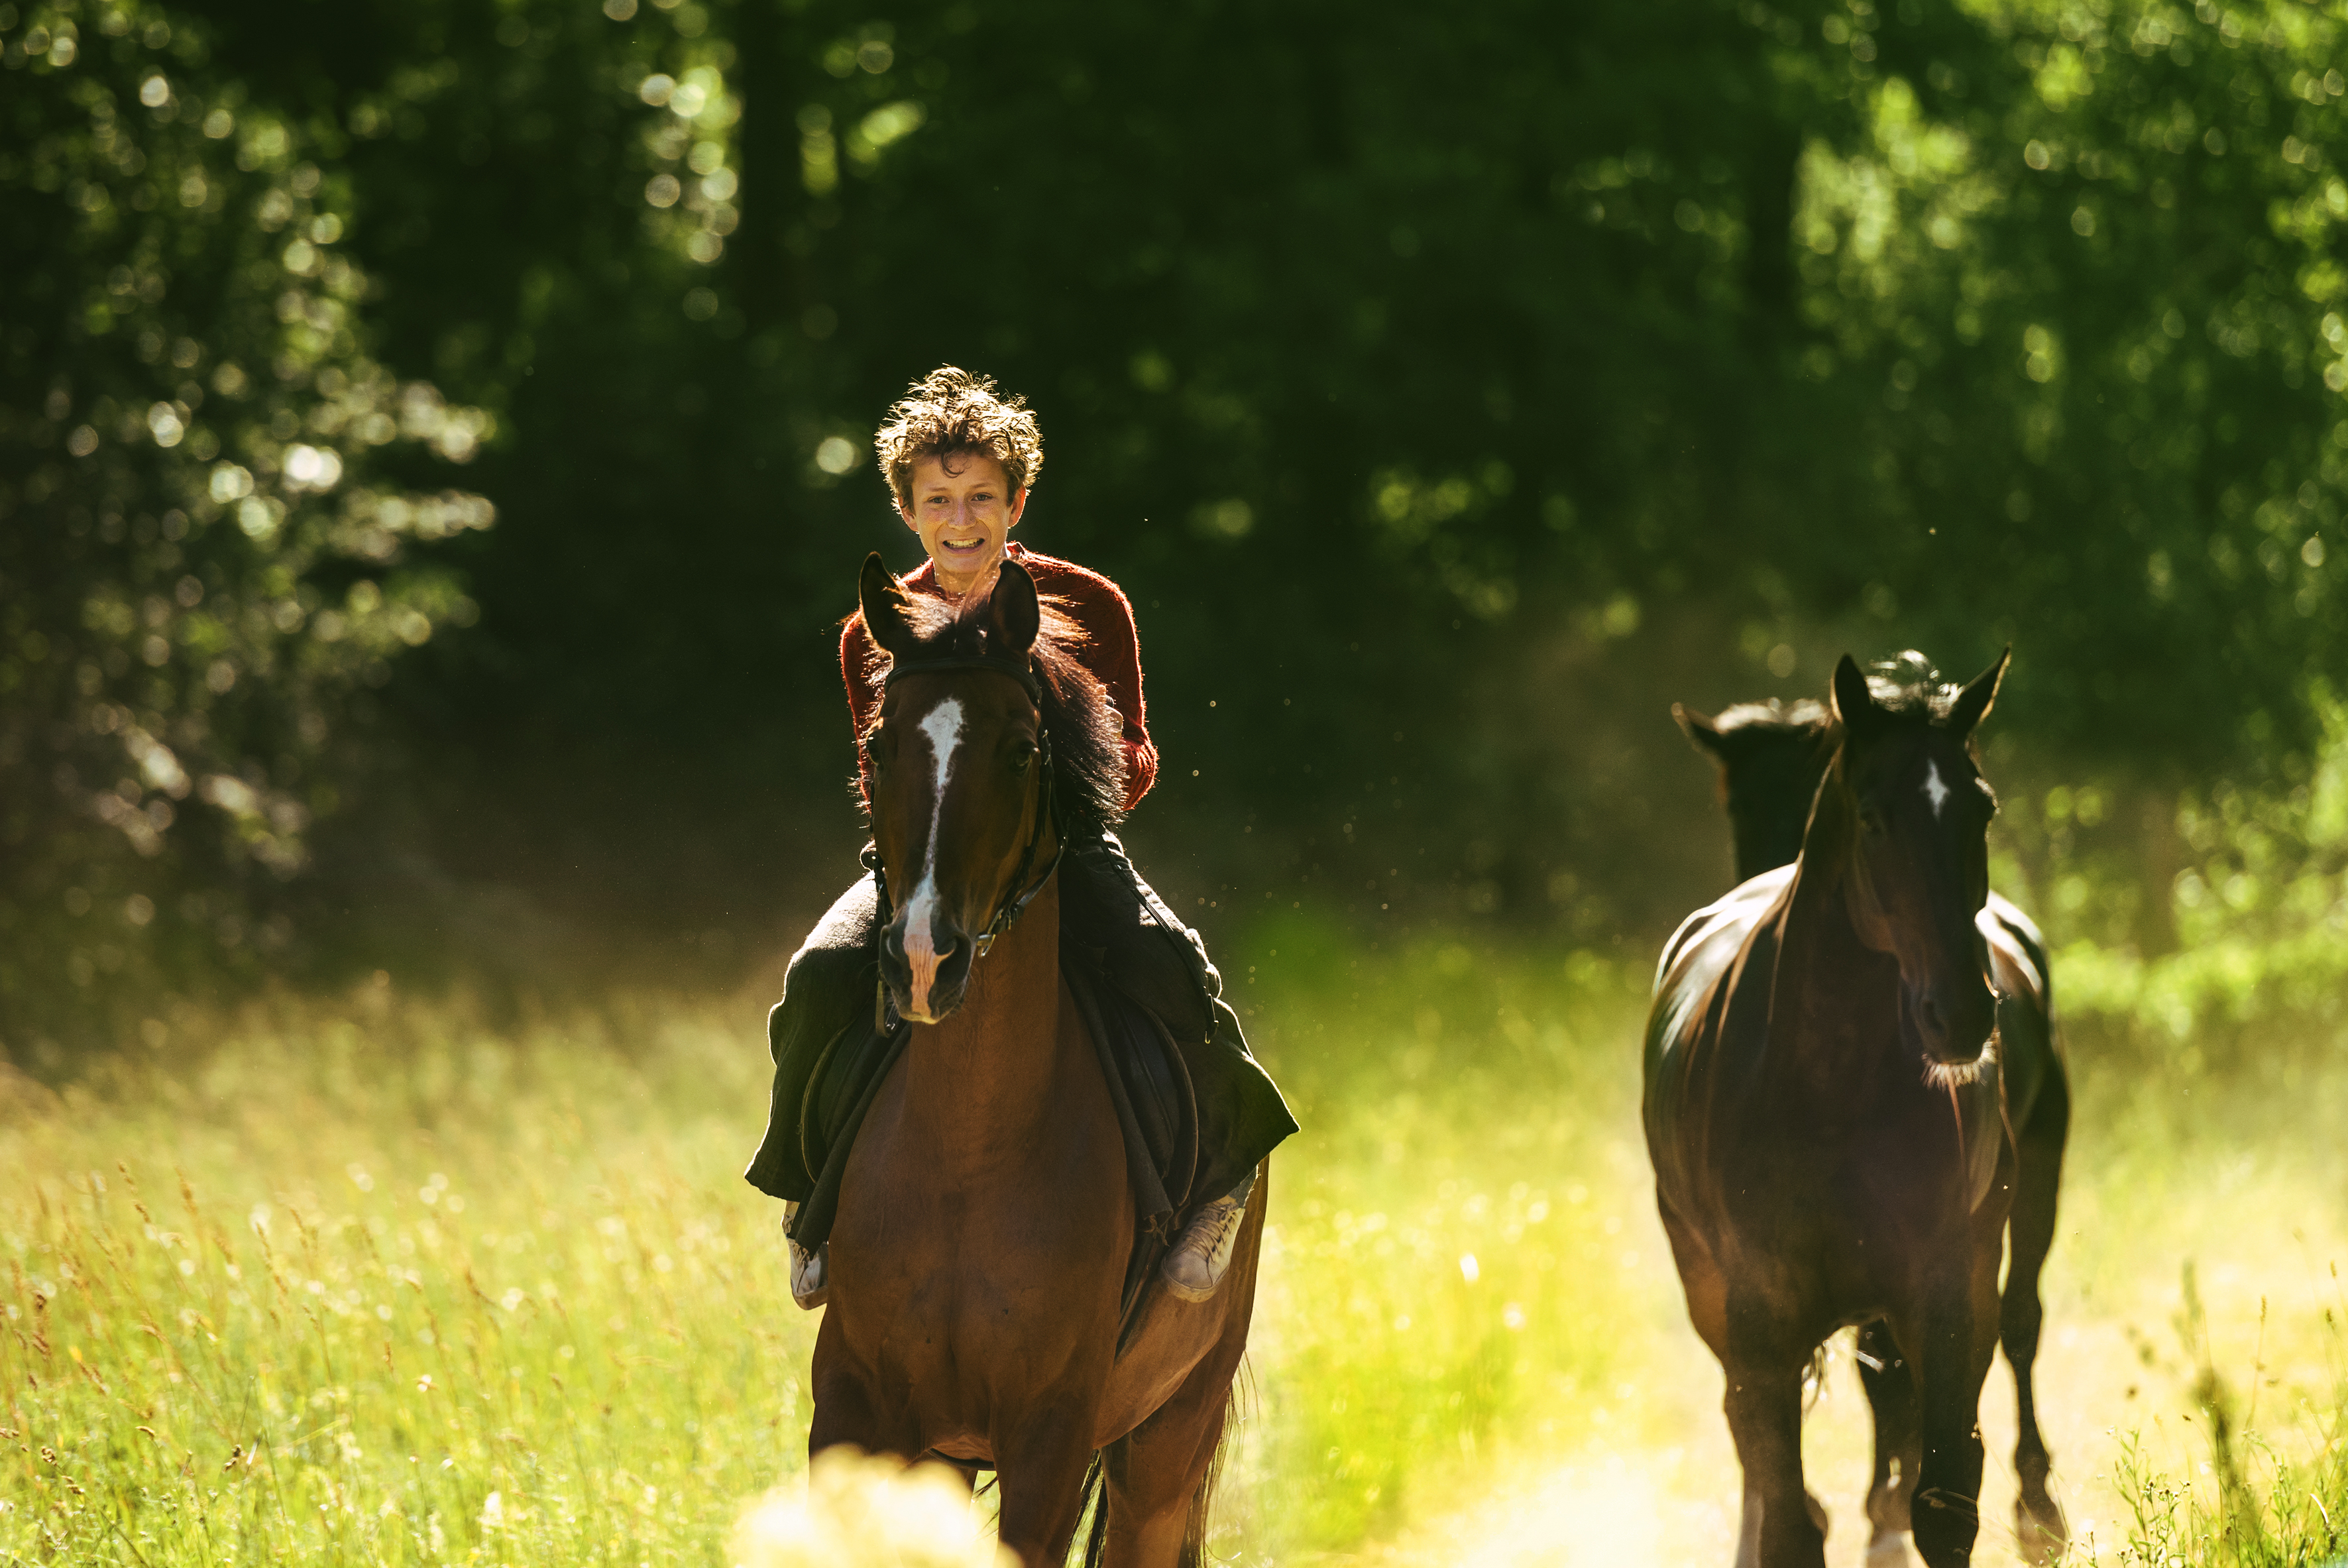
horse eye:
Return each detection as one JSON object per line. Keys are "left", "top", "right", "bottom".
{"left": 1009, "top": 738, "right": 1036, "bottom": 771}
{"left": 1858, "top": 806, "right": 1887, "bottom": 836}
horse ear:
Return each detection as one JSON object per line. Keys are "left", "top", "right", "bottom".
{"left": 1946, "top": 646, "right": 2010, "bottom": 740}
{"left": 989, "top": 559, "right": 1040, "bottom": 657}
{"left": 858, "top": 552, "right": 917, "bottom": 657}
{"left": 1830, "top": 654, "right": 1879, "bottom": 734}
{"left": 1674, "top": 704, "right": 1728, "bottom": 761}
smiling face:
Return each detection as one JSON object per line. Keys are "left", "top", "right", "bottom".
{"left": 899, "top": 452, "right": 1028, "bottom": 596}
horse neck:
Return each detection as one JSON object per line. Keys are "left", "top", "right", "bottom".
{"left": 1767, "top": 773, "right": 1899, "bottom": 1082}
{"left": 897, "top": 857, "right": 1069, "bottom": 1168}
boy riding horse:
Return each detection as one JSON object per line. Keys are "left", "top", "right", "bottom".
{"left": 746, "top": 366, "right": 1297, "bottom": 1308}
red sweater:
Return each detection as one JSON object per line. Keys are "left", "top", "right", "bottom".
{"left": 841, "top": 543, "right": 1159, "bottom": 812}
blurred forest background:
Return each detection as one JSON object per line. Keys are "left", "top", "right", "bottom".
{"left": 7, "top": 0, "right": 2348, "bottom": 1059}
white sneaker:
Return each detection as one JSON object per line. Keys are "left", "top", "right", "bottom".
{"left": 1160, "top": 1172, "right": 1255, "bottom": 1302}
{"left": 783, "top": 1203, "right": 828, "bottom": 1310}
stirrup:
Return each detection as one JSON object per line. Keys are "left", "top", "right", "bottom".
{"left": 1160, "top": 1171, "right": 1256, "bottom": 1303}
{"left": 783, "top": 1202, "right": 829, "bottom": 1310}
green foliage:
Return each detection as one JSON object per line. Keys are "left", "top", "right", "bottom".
{"left": 9, "top": 0, "right": 2348, "bottom": 1025}
{"left": 198, "top": 0, "right": 2348, "bottom": 958}
{"left": 0, "top": 0, "right": 492, "bottom": 1048}
{"left": 2008, "top": 686, "right": 2348, "bottom": 1049}
{"left": 1783, "top": 0, "right": 2348, "bottom": 765}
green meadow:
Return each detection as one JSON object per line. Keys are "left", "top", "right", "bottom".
{"left": 6, "top": 919, "right": 2346, "bottom": 1566}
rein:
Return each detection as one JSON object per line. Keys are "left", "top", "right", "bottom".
{"left": 976, "top": 726, "right": 1058, "bottom": 959}
{"left": 873, "top": 650, "right": 1062, "bottom": 966}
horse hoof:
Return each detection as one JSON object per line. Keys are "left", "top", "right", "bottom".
{"left": 1865, "top": 1531, "right": 1917, "bottom": 1567}
{"left": 2015, "top": 1494, "right": 2070, "bottom": 1563}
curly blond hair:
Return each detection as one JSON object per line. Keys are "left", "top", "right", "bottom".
{"left": 872, "top": 366, "right": 1044, "bottom": 503}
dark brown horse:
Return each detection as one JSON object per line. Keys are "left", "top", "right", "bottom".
{"left": 808, "top": 555, "right": 1263, "bottom": 1567}
{"left": 1646, "top": 652, "right": 2025, "bottom": 1568}
{"left": 1675, "top": 691, "right": 2070, "bottom": 1563}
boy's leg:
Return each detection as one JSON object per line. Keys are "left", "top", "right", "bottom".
{"left": 744, "top": 873, "right": 882, "bottom": 1204}
{"left": 1063, "top": 830, "right": 1298, "bottom": 1211}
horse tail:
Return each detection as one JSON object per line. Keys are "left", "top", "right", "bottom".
{"left": 1076, "top": 1450, "right": 1109, "bottom": 1568}
{"left": 1179, "top": 1359, "right": 1249, "bottom": 1567}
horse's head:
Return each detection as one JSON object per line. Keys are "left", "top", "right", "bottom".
{"left": 1676, "top": 699, "right": 1835, "bottom": 883}
{"left": 858, "top": 553, "right": 1053, "bottom": 1025}
{"left": 1822, "top": 649, "right": 2009, "bottom": 1072}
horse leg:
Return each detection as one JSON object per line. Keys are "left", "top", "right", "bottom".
{"left": 1724, "top": 1311, "right": 1824, "bottom": 1568}
{"left": 1099, "top": 1353, "right": 1239, "bottom": 1567}
{"left": 807, "top": 1312, "right": 915, "bottom": 1460}
{"left": 1856, "top": 1319, "right": 1921, "bottom": 1565}
{"left": 994, "top": 1403, "right": 1102, "bottom": 1568}
{"left": 1906, "top": 1260, "right": 1995, "bottom": 1568}
{"left": 2003, "top": 1076, "right": 2071, "bottom": 1563}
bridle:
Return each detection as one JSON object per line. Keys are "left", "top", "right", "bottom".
{"left": 873, "top": 648, "right": 1062, "bottom": 963}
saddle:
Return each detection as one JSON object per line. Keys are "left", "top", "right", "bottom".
{"left": 785, "top": 923, "right": 1204, "bottom": 1329}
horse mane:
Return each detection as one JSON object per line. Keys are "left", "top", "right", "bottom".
{"left": 861, "top": 590, "right": 1128, "bottom": 827}
{"left": 1864, "top": 650, "right": 1965, "bottom": 724}
{"left": 1712, "top": 698, "right": 1831, "bottom": 741}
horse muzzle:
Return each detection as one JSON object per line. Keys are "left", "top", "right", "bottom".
{"left": 879, "top": 913, "right": 976, "bottom": 1025}
{"left": 1903, "top": 976, "right": 1998, "bottom": 1068}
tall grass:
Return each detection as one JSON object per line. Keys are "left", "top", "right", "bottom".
{"left": 1, "top": 927, "right": 1653, "bottom": 1565}
{"left": 13, "top": 907, "right": 2348, "bottom": 1566}
{"left": 2092, "top": 1266, "right": 2348, "bottom": 1568}
{"left": 1, "top": 991, "right": 811, "bottom": 1565}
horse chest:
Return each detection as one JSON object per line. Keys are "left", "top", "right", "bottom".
{"left": 823, "top": 1045, "right": 1132, "bottom": 1435}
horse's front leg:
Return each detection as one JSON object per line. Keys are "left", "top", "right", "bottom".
{"left": 1905, "top": 1251, "right": 1997, "bottom": 1568}
{"left": 1856, "top": 1319, "right": 1921, "bottom": 1564}
{"left": 807, "top": 1311, "right": 917, "bottom": 1461}
{"left": 1723, "top": 1301, "right": 1825, "bottom": 1568}
{"left": 994, "top": 1396, "right": 1103, "bottom": 1568}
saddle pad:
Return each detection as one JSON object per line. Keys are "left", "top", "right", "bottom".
{"left": 1060, "top": 941, "right": 1200, "bottom": 1235}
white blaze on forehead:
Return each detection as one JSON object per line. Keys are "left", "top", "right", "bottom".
{"left": 1923, "top": 759, "right": 1950, "bottom": 820}
{"left": 901, "top": 697, "right": 965, "bottom": 1018}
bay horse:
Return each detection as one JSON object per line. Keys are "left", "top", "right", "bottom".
{"left": 809, "top": 553, "right": 1263, "bottom": 1568}
{"left": 1646, "top": 652, "right": 2025, "bottom": 1568}
{"left": 1673, "top": 691, "right": 2070, "bottom": 1563}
